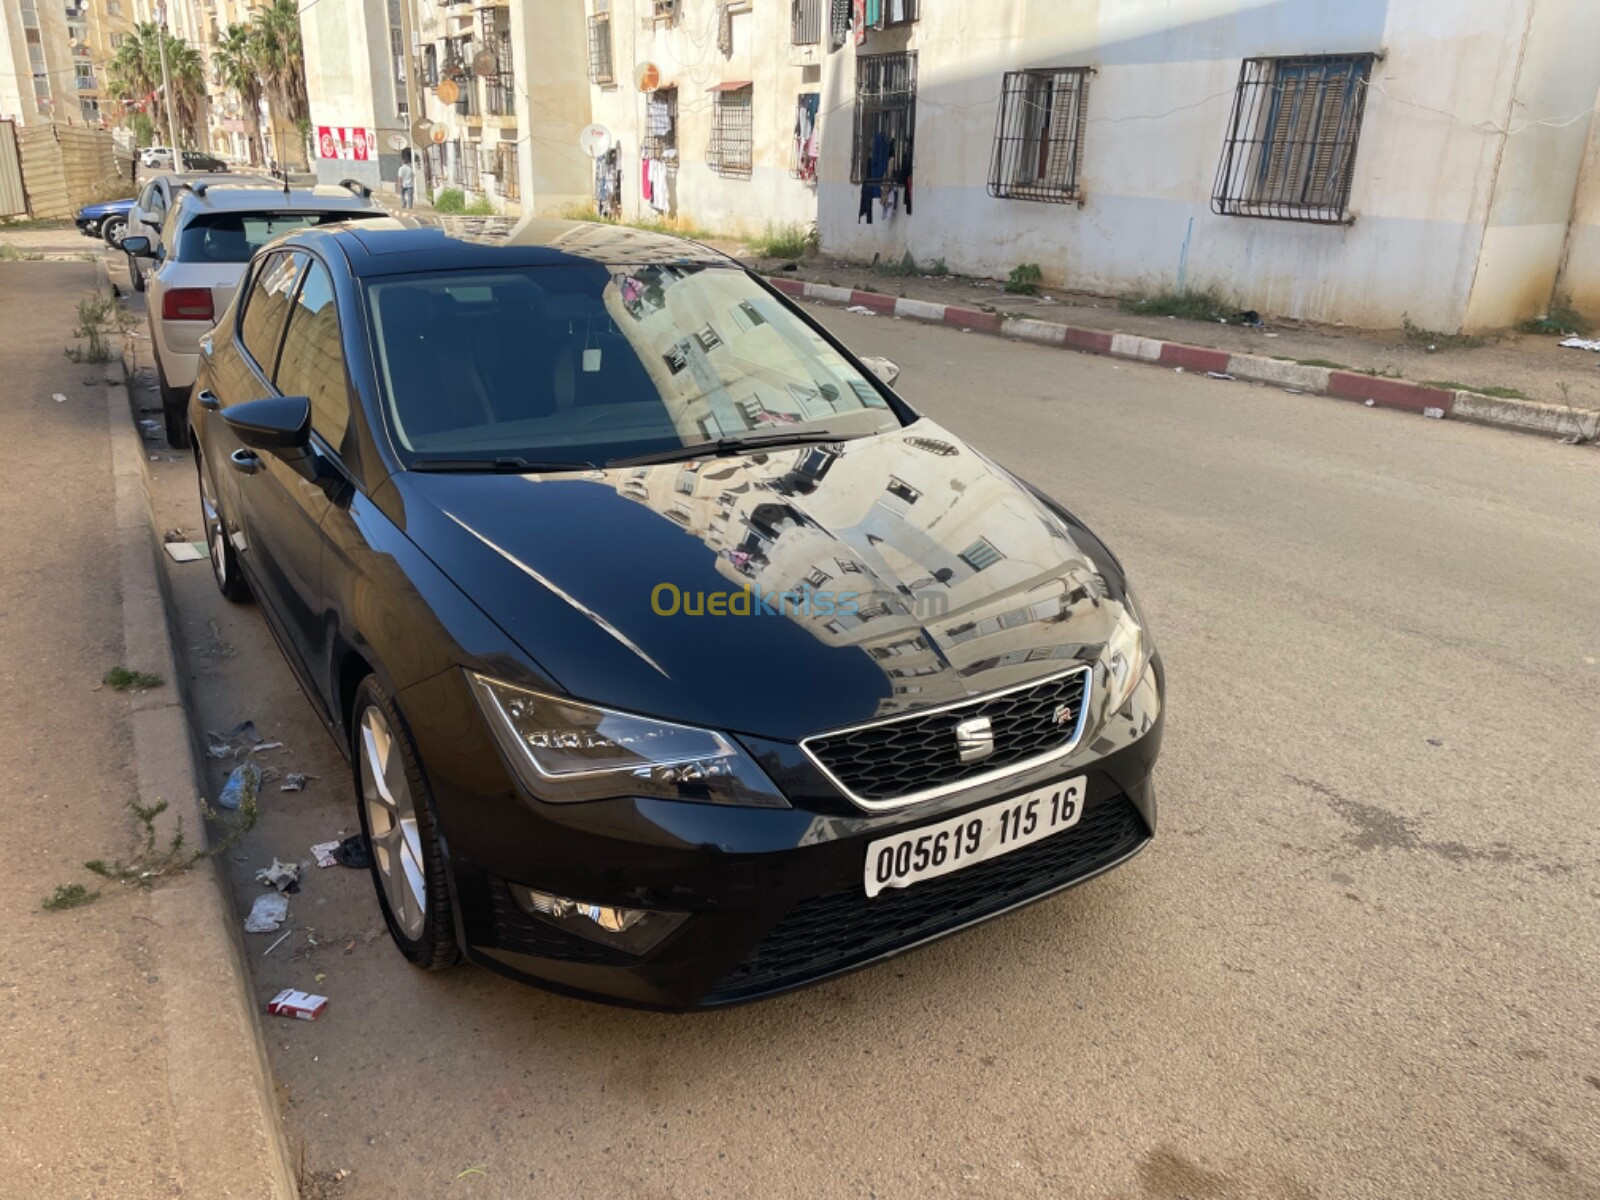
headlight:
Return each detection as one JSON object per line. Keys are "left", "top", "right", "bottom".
{"left": 468, "top": 673, "right": 789, "bottom": 808}
{"left": 1101, "top": 589, "right": 1153, "bottom": 715}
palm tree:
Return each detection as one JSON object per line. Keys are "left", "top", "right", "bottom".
{"left": 213, "top": 23, "right": 265, "bottom": 165}
{"left": 250, "top": 0, "right": 310, "bottom": 166}
{"left": 105, "top": 22, "right": 206, "bottom": 146}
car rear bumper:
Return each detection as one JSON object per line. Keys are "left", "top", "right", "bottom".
{"left": 404, "top": 658, "right": 1164, "bottom": 1010}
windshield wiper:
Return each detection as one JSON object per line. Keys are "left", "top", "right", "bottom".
{"left": 606, "top": 431, "right": 849, "bottom": 468}
{"left": 408, "top": 455, "right": 595, "bottom": 473}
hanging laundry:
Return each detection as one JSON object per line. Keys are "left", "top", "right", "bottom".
{"left": 830, "top": 0, "right": 851, "bottom": 46}
{"left": 793, "top": 93, "right": 820, "bottom": 182}
{"left": 649, "top": 158, "right": 670, "bottom": 212}
{"left": 880, "top": 184, "right": 899, "bottom": 220}
{"left": 647, "top": 98, "right": 672, "bottom": 138}
{"left": 852, "top": 0, "right": 866, "bottom": 44}
{"left": 716, "top": 1, "right": 733, "bottom": 55}
{"left": 641, "top": 154, "right": 652, "bottom": 204}
{"left": 865, "top": 0, "right": 882, "bottom": 26}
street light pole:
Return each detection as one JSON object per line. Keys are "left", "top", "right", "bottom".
{"left": 154, "top": 2, "right": 182, "bottom": 151}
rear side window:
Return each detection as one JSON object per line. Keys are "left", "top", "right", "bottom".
{"left": 175, "top": 211, "right": 374, "bottom": 264}
{"left": 238, "top": 251, "right": 305, "bottom": 376}
{"left": 273, "top": 260, "right": 349, "bottom": 452}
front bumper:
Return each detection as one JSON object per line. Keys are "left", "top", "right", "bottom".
{"left": 402, "top": 658, "right": 1164, "bottom": 1009}
{"left": 75, "top": 217, "right": 100, "bottom": 238}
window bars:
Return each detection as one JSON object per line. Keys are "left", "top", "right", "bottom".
{"left": 852, "top": 52, "right": 916, "bottom": 185}
{"left": 497, "top": 142, "right": 519, "bottom": 200}
{"left": 1212, "top": 54, "right": 1375, "bottom": 224}
{"left": 792, "top": 0, "right": 821, "bottom": 45}
{"left": 588, "top": 5, "right": 614, "bottom": 86}
{"left": 642, "top": 86, "right": 678, "bottom": 163}
{"left": 709, "top": 84, "right": 754, "bottom": 178}
{"left": 988, "top": 68, "right": 1089, "bottom": 203}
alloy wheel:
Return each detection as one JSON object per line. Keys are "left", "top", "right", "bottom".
{"left": 198, "top": 458, "right": 228, "bottom": 590}
{"left": 359, "top": 705, "right": 428, "bottom": 941}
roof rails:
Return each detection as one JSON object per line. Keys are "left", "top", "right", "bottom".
{"left": 190, "top": 179, "right": 212, "bottom": 197}
{"left": 338, "top": 178, "right": 373, "bottom": 199}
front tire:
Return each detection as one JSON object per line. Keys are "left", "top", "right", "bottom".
{"left": 101, "top": 215, "right": 127, "bottom": 247}
{"left": 195, "top": 449, "right": 250, "bottom": 602}
{"left": 352, "top": 677, "right": 459, "bottom": 971}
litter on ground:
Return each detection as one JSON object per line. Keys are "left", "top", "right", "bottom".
{"left": 1206, "top": 371, "right": 1236, "bottom": 381}
{"left": 217, "top": 761, "right": 263, "bottom": 811}
{"left": 1558, "top": 336, "right": 1600, "bottom": 352}
{"left": 266, "top": 989, "right": 327, "bottom": 1021}
{"left": 207, "top": 720, "right": 283, "bottom": 758}
{"left": 244, "top": 892, "right": 288, "bottom": 933}
{"left": 845, "top": 305, "right": 876, "bottom": 315}
{"left": 280, "top": 772, "right": 310, "bottom": 792}
{"left": 311, "top": 840, "right": 341, "bottom": 868}
{"left": 255, "top": 858, "right": 300, "bottom": 893}
{"left": 163, "top": 541, "right": 207, "bottom": 563}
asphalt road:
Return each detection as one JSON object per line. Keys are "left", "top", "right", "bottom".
{"left": 125, "top": 277, "right": 1600, "bottom": 1200}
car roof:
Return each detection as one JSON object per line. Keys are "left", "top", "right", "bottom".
{"left": 171, "top": 183, "right": 385, "bottom": 214}
{"left": 147, "top": 171, "right": 275, "bottom": 190}
{"left": 286, "top": 216, "right": 736, "bottom": 278}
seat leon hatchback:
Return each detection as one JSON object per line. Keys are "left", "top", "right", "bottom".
{"left": 187, "top": 218, "right": 1164, "bottom": 1008}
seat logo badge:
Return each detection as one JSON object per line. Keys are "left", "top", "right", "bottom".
{"left": 954, "top": 716, "right": 995, "bottom": 763}
{"left": 1053, "top": 703, "right": 1075, "bottom": 727}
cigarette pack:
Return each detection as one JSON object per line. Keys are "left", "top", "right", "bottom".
{"left": 266, "top": 989, "right": 328, "bottom": 1021}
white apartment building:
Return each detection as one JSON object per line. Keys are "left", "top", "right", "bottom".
{"left": 0, "top": 0, "right": 134, "bottom": 127}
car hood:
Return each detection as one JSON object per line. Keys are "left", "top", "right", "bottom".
{"left": 77, "top": 199, "right": 134, "bottom": 218}
{"left": 384, "top": 419, "right": 1129, "bottom": 741}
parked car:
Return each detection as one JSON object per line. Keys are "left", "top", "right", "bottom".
{"left": 187, "top": 220, "right": 1164, "bottom": 1009}
{"left": 139, "top": 146, "right": 173, "bottom": 168}
{"left": 74, "top": 196, "right": 137, "bottom": 246}
{"left": 122, "top": 180, "right": 386, "bottom": 445}
{"left": 123, "top": 171, "right": 275, "bottom": 292}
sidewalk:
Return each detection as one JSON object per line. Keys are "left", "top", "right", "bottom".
{"left": 0, "top": 260, "right": 292, "bottom": 1199}
{"left": 744, "top": 250, "right": 1600, "bottom": 419}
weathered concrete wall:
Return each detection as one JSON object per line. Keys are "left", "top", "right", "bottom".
{"left": 814, "top": 0, "right": 1596, "bottom": 332}
{"left": 1554, "top": 98, "right": 1600, "bottom": 321}
{"left": 302, "top": 0, "right": 393, "bottom": 188}
{"left": 585, "top": 0, "right": 827, "bottom": 233}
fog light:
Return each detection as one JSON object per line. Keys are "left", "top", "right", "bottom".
{"left": 510, "top": 884, "right": 688, "bottom": 955}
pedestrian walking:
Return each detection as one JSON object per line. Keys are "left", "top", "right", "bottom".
{"left": 398, "top": 153, "right": 415, "bottom": 210}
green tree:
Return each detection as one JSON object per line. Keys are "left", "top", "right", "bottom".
{"left": 213, "top": 23, "right": 265, "bottom": 165}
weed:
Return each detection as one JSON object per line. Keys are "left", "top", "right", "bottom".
{"left": 461, "top": 197, "right": 495, "bottom": 216}
{"left": 1423, "top": 381, "right": 1529, "bottom": 400}
{"left": 627, "top": 215, "right": 719, "bottom": 241}
{"left": 873, "top": 250, "right": 920, "bottom": 278}
{"left": 433, "top": 187, "right": 467, "bottom": 214}
{"left": 1402, "top": 316, "right": 1485, "bottom": 350}
{"left": 557, "top": 200, "right": 600, "bottom": 220}
{"left": 927, "top": 257, "right": 949, "bottom": 277}
{"left": 64, "top": 292, "right": 115, "bottom": 363}
{"left": 43, "top": 883, "right": 96, "bottom": 911}
{"left": 1519, "top": 300, "right": 1590, "bottom": 337}
{"left": 1004, "top": 263, "right": 1044, "bottom": 295}
{"left": 1557, "top": 381, "right": 1572, "bottom": 403}
{"left": 1119, "top": 286, "right": 1233, "bottom": 323}
{"left": 0, "top": 242, "right": 44, "bottom": 262}
{"left": 1296, "top": 358, "right": 1348, "bottom": 369}
{"left": 748, "top": 221, "right": 810, "bottom": 259}
{"left": 103, "top": 666, "right": 164, "bottom": 691}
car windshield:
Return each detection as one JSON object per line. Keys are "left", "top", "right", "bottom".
{"left": 364, "top": 264, "right": 902, "bottom": 467}
{"left": 176, "top": 212, "right": 377, "bottom": 263}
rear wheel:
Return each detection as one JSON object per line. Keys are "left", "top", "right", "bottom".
{"left": 352, "top": 677, "right": 459, "bottom": 970}
{"left": 101, "top": 215, "right": 126, "bottom": 247}
{"left": 156, "top": 358, "right": 191, "bottom": 449}
{"left": 195, "top": 449, "right": 249, "bottom": 602}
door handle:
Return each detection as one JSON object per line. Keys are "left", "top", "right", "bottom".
{"left": 229, "top": 448, "right": 262, "bottom": 475}
{"left": 197, "top": 388, "right": 220, "bottom": 410}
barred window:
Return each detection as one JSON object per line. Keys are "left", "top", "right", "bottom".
{"left": 497, "top": 142, "right": 519, "bottom": 201}
{"left": 651, "top": 0, "right": 676, "bottom": 22}
{"left": 791, "top": 0, "right": 821, "bottom": 44}
{"left": 708, "top": 84, "right": 753, "bottom": 178}
{"left": 852, "top": 51, "right": 916, "bottom": 185}
{"left": 1212, "top": 54, "right": 1375, "bottom": 224}
{"left": 642, "top": 86, "right": 677, "bottom": 161}
{"left": 588, "top": 3, "right": 614, "bottom": 86}
{"left": 988, "top": 68, "right": 1088, "bottom": 203}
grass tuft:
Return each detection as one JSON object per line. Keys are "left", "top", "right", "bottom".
{"left": 1518, "top": 301, "right": 1590, "bottom": 337}
{"left": 1118, "top": 286, "right": 1233, "bottom": 323}
{"left": 103, "top": 667, "right": 164, "bottom": 691}
{"left": 432, "top": 187, "right": 467, "bottom": 214}
{"left": 1296, "top": 358, "right": 1348, "bottom": 369}
{"left": 748, "top": 222, "right": 810, "bottom": 259}
{"left": 1423, "top": 381, "right": 1529, "bottom": 400}
{"left": 1004, "top": 263, "right": 1044, "bottom": 295}
{"left": 873, "top": 250, "right": 921, "bottom": 278}
{"left": 927, "top": 257, "right": 949, "bottom": 277}
{"left": 43, "top": 883, "right": 96, "bottom": 911}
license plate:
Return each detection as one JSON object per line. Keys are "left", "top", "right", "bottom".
{"left": 864, "top": 776, "right": 1088, "bottom": 898}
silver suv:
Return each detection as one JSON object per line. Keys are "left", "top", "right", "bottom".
{"left": 123, "top": 180, "right": 386, "bottom": 446}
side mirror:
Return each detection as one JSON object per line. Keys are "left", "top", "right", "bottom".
{"left": 221, "top": 395, "right": 311, "bottom": 457}
{"left": 123, "top": 235, "right": 153, "bottom": 257}
{"left": 860, "top": 356, "right": 901, "bottom": 386}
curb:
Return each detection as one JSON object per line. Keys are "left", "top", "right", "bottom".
{"left": 767, "top": 276, "right": 1600, "bottom": 443}
{"left": 104, "top": 261, "right": 300, "bottom": 1200}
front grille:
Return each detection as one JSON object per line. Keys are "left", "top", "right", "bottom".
{"left": 804, "top": 667, "right": 1091, "bottom": 804}
{"left": 708, "top": 793, "right": 1147, "bottom": 1001}
{"left": 487, "top": 877, "right": 635, "bottom": 966}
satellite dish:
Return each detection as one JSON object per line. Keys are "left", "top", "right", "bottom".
{"left": 472, "top": 49, "right": 498, "bottom": 77}
{"left": 634, "top": 61, "right": 660, "bottom": 92}
{"left": 578, "top": 123, "right": 612, "bottom": 158}
{"left": 410, "top": 118, "right": 433, "bottom": 145}
{"left": 387, "top": 132, "right": 408, "bottom": 151}
{"left": 430, "top": 124, "right": 448, "bottom": 145}
{"left": 435, "top": 78, "right": 460, "bottom": 105}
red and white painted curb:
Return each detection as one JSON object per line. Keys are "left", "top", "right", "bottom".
{"left": 766, "top": 276, "right": 1600, "bottom": 443}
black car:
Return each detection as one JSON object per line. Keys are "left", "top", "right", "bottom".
{"left": 188, "top": 219, "right": 1164, "bottom": 1008}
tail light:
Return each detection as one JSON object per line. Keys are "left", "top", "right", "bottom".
{"left": 162, "top": 287, "right": 214, "bottom": 322}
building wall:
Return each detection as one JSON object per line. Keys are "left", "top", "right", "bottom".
{"left": 1556, "top": 103, "right": 1600, "bottom": 320}
{"left": 811, "top": 0, "right": 1600, "bottom": 332}
{"left": 507, "top": 0, "right": 589, "bottom": 215}
{"left": 301, "top": 0, "right": 394, "bottom": 187}
{"left": 0, "top": 0, "right": 79, "bottom": 125}
{"left": 580, "top": 0, "right": 825, "bottom": 232}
